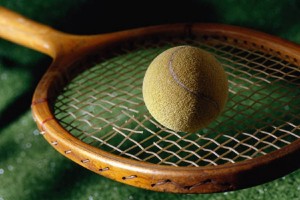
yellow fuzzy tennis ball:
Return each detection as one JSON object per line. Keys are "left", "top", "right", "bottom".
{"left": 143, "top": 45, "right": 228, "bottom": 132}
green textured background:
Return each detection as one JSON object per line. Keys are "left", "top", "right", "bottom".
{"left": 0, "top": 1, "right": 300, "bottom": 200}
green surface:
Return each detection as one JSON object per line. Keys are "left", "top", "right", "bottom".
{"left": 0, "top": 1, "right": 300, "bottom": 200}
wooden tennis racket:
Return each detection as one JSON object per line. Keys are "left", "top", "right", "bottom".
{"left": 0, "top": 7, "right": 299, "bottom": 193}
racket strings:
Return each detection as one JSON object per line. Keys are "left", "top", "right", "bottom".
{"left": 53, "top": 35, "right": 300, "bottom": 167}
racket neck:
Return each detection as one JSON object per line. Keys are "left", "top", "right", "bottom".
{"left": 0, "top": 7, "right": 62, "bottom": 57}
{"left": 0, "top": 7, "right": 120, "bottom": 61}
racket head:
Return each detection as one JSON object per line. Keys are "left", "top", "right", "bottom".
{"left": 31, "top": 23, "right": 300, "bottom": 193}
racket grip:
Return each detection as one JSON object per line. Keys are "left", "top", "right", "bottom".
{"left": 0, "top": 6, "right": 63, "bottom": 57}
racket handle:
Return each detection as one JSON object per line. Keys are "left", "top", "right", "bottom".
{"left": 0, "top": 7, "right": 68, "bottom": 57}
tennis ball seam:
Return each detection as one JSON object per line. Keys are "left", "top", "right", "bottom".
{"left": 168, "top": 46, "right": 220, "bottom": 112}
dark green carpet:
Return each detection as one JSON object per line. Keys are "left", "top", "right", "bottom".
{"left": 0, "top": 1, "right": 300, "bottom": 199}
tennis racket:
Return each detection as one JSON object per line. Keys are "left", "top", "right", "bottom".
{"left": 0, "top": 7, "right": 299, "bottom": 193}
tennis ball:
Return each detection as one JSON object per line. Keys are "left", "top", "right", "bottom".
{"left": 143, "top": 45, "right": 228, "bottom": 132}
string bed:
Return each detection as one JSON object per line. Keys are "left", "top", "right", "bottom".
{"left": 53, "top": 35, "right": 300, "bottom": 167}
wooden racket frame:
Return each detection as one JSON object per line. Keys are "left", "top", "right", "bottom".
{"left": 1, "top": 7, "right": 300, "bottom": 193}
